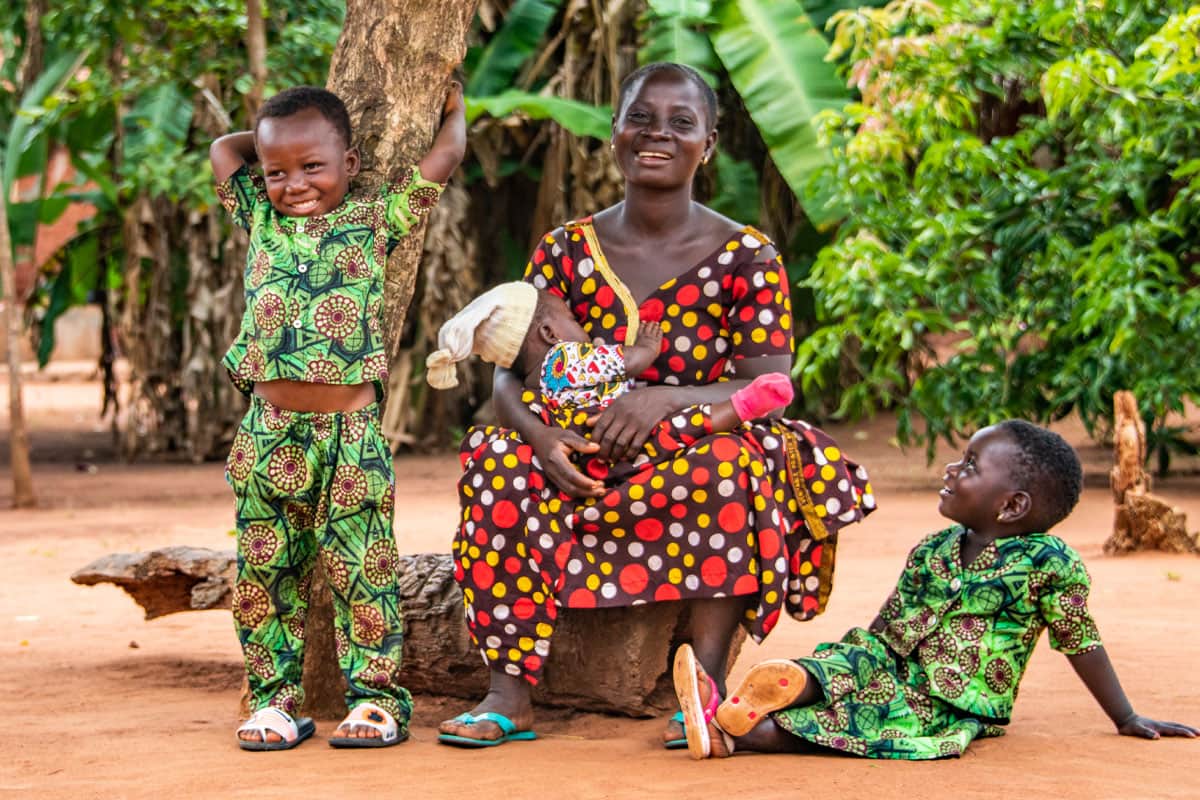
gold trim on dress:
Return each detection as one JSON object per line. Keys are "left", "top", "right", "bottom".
{"left": 578, "top": 221, "right": 640, "bottom": 346}
{"left": 783, "top": 429, "right": 837, "bottom": 614}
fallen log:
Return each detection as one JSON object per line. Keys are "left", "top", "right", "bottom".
{"left": 72, "top": 547, "right": 743, "bottom": 718}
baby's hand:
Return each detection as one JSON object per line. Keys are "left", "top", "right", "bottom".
{"left": 637, "top": 320, "right": 663, "bottom": 351}
{"left": 624, "top": 321, "right": 663, "bottom": 378}
{"left": 1116, "top": 713, "right": 1198, "bottom": 740}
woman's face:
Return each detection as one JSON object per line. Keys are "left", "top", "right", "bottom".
{"left": 612, "top": 72, "right": 715, "bottom": 190}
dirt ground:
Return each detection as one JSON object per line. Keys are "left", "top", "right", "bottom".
{"left": 2, "top": 367, "right": 1198, "bottom": 799}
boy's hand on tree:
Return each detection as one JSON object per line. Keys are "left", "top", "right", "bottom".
{"left": 442, "top": 81, "right": 465, "bottom": 119}
{"left": 1116, "top": 712, "right": 1198, "bottom": 739}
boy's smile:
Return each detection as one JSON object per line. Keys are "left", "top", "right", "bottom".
{"left": 938, "top": 425, "right": 1023, "bottom": 532}
{"left": 256, "top": 108, "right": 359, "bottom": 218}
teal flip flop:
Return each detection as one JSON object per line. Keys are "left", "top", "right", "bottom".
{"left": 664, "top": 710, "right": 688, "bottom": 750}
{"left": 437, "top": 711, "right": 538, "bottom": 748}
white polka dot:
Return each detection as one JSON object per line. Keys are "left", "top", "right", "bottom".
{"left": 788, "top": 594, "right": 802, "bottom": 606}
{"left": 669, "top": 522, "right": 685, "bottom": 538}
{"left": 839, "top": 510, "right": 858, "bottom": 522}
{"left": 583, "top": 506, "right": 600, "bottom": 521}
{"left": 709, "top": 533, "right": 726, "bottom": 549}
{"left": 494, "top": 440, "right": 508, "bottom": 453}
{"left": 825, "top": 498, "right": 841, "bottom": 514}
{"left": 539, "top": 534, "right": 555, "bottom": 550}
{"left": 814, "top": 450, "right": 828, "bottom": 466}
{"left": 551, "top": 242, "right": 563, "bottom": 257}
{"left": 603, "top": 540, "right": 618, "bottom": 555}
{"left": 685, "top": 575, "right": 700, "bottom": 591}
{"left": 728, "top": 547, "right": 744, "bottom": 563}
{"left": 628, "top": 541, "right": 645, "bottom": 558}
{"left": 698, "top": 267, "right": 712, "bottom": 279}
{"left": 531, "top": 275, "right": 548, "bottom": 289}
{"left": 761, "top": 435, "right": 779, "bottom": 449}
{"left": 504, "top": 623, "right": 517, "bottom": 635}
{"left": 630, "top": 501, "right": 647, "bottom": 515}
{"left": 535, "top": 639, "right": 551, "bottom": 655}
{"left": 714, "top": 338, "right": 728, "bottom": 353}
{"left": 485, "top": 635, "right": 502, "bottom": 648}
{"left": 481, "top": 490, "right": 494, "bottom": 505}
{"left": 492, "top": 534, "right": 506, "bottom": 550}
{"left": 752, "top": 271, "right": 766, "bottom": 288}
{"left": 464, "top": 522, "right": 475, "bottom": 536}
{"left": 601, "top": 583, "right": 618, "bottom": 599}
{"left": 513, "top": 476, "right": 527, "bottom": 491}
{"left": 718, "top": 479, "right": 736, "bottom": 497}
{"left": 581, "top": 534, "right": 597, "bottom": 548}
{"left": 805, "top": 575, "right": 820, "bottom": 591}
{"left": 718, "top": 251, "right": 734, "bottom": 265}
{"left": 528, "top": 558, "right": 539, "bottom": 572}
{"left": 577, "top": 257, "right": 594, "bottom": 277}
{"left": 856, "top": 466, "right": 869, "bottom": 480}
{"left": 505, "top": 663, "right": 521, "bottom": 676}
{"left": 704, "top": 280, "right": 720, "bottom": 297}
{"left": 775, "top": 556, "right": 788, "bottom": 573}
{"left": 469, "top": 431, "right": 484, "bottom": 448}
{"left": 672, "top": 486, "right": 688, "bottom": 501}
{"left": 494, "top": 604, "right": 510, "bottom": 620}
{"left": 742, "top": 234, "right": 760, "bottom": 248}
{"left": 838, "top": 478, "right": 849, "bottom": 492}
{"left": 672, "top": 415, "right": 688, "bottom": 428}
{"left": 758, "top": 309, "right": 775, "bottom": 326}
{"left": 648, "top": 555, "right": 663, "bottom": 570}
{"left": 567, "top": 559, "right": 583, "bottom": 575}
{"left": 472, "top": 473, "right": 484, "bottom": 488}
{"left": 664, "top": 375, "right": 680, "bottom": 385}
{"left": 674, "top": 336, "right": 692, "bottom": 352}
{"left": 528, "top": 517, "right": 540, "bottom": 531}
{"left": 864, "top": 494, "right": 876, "bottom": 509}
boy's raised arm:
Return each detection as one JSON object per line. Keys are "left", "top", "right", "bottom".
{"left": 416, "top": 82, "right": 466, "bottom": 185}
{"left": 210, "top": 131, "right": 258, "bottom": 183}
{"left": 1067, "top": 647, "right": 1198, "bottom": 739}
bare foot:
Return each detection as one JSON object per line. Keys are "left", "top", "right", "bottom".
{"left": 438, "top": 674, "right": 534, "bottom": 743}
{"left": 238, "top": 728, "right": 283, "bottom": 744}
{"left": 663, "top": 715, "right": 686, "bottom": 746}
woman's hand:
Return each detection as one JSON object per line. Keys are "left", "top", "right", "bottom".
{"left": 526, "top": 424, "right": 605, "bottom": 499}
{"left": 1115, "top": 712, "right": 1198, "bottom": 740}
{"left": 587, "top": 385, "right": 681, "bottom": 463}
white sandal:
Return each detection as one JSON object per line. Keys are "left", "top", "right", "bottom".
{"left": 329, "top": 702, "right": 406, "bottom": 748}
{"left": 236, "top": 707, "right": 315, "bottom": 751}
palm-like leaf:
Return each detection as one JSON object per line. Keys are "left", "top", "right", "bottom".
{"left": 711, "top": 0, "right": 849, "bottom": 226}
{"left": 466, "top": 89, "right": 611, "bottom": 140}
{"left": 467, "top": 0, "right": 563, "bottom": 96}
{"left": 639, "top": 0, "right": 721, "bottom": 87}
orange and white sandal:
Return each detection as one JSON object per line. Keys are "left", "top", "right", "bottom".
{"left": 716, "top": 659, "right": 809, "bottom": 737}
{"left": 328, "top": 702, "right": 406, "bottom": 748}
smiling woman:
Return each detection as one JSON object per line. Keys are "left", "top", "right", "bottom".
{"left": 437, "top": 62, "right": 877, "bottom": 750}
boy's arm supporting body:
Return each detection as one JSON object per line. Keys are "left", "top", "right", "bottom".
{"left": 1067, "top": 647, "right": 1198, "bottom": 739}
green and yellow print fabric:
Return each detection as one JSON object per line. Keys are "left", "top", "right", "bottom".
{"left": 216, "top": 164, "right": 442, "bottom": 395}
{"left": 773, "top": 526, "right": 1102, "bottom": 759}
{"left": 226, "top": 396, "right": 411, "bottom": 725}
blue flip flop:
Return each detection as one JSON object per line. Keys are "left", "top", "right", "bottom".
{"left": 664, "top": 710, "right": 688, "bottom": 750}
{"left": 437, "top": 711, "right": 538, "bottom": 748}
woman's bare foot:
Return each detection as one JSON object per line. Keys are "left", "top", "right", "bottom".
{"left": 438, "top": 672, "right": 534, "bottom": 743}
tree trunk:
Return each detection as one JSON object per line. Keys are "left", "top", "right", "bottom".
{"left": 326, "top": 0, "right": 480, "bottom": 369}
{"left": 243, "top": 0, "right": 268, "bottom": 118}
{"left": 2, "top": 183, "right": 36, "bottom": 509}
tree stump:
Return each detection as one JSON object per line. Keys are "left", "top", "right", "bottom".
{"left": 73, "top": 548, "right": 743, "bottom": 719}
{"left": 1104, "top": 391, "right": 1198, "bottom": 555}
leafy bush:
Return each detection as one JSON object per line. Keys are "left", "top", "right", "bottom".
{"left": 799, "top": 0, "right": 1200, "bottom": 464}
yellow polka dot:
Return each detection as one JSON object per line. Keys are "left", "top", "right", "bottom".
{"left": 468, "top": 546, "right": 480, "bottom": 559}
{"left": 708, "top": 303, "right": 723, "bottom": 317}
{"left": 629, "top": 484, "right": 645, "bottom": 500}
{"left": 781, "top": 314, "right": 792, "bottom": 330}
{"left": 585, "top": 552, "right": 596, "bottom": 564}
{"left": 766, "top": 270, "right": 779, "bottom": 284}
{"left": 765, "top": 590, "right": 778, "bottom": 604}
{"left": 492, "top": 583, "right": 507, "bottom": 598}
{"left": 821, "top": 465, "right": 837, "bottom": 481}
{"left": 816, "top": 504, "right": 827, "bottom": 517}
{"left": 725, "top": 241, "right": 739, "bottom": 251}
{"left": 673, "top": 460, "right": 689, "bottom": 476}
{"left": 483, "top": 457, "right": 496, "bottom": 471}
{"left": 519, "top": 637, "right": 534, "bottom": 651}
{"left": 697, "top": 513, "right": 711, "bottom": 528}
{"left": 667, "top": 542, "right": 680, "bottom": 557}
{"left": 691, "top": 412, "right": 705, "bottom": 427}
{"left": 694, "top": 345, "right": 708, "bottom": 360}
{"left": 541, "top": 265, "right": 554, "bottom": 279}
{"left": 516, "top": 543, "right": 528, "bottom": 557}
{"left": 717, "top": 462, "right": 734, "bottom": 478}
{"left": 732, "top": 332, "right": 744, "bottom": 346}
{"left": 602, "top": 313, "right": 616, "bottom": 328}
{"left": 604, "top": 510, "right": 620, "bottom": 524}
{"left": 508, "top": 648, "right": 521, "bottom": 661}
{"left": 586, "top": 574, "right": 601, "bottom": 590}
{"left": 600, "top": 561, "right": 613, "bottom": 575}
{"left": 492, "top": 475, "right": 506, "bottom": 490}
{"left": 661, "top": 278, "right": 677, "bottom": 291}
{"left": 661, "top": 320, "right": 672, "bottom": 334}
{"left": 824, "top": 446, "right": 841, "bottom": 461}
{"left": 683, "top": 554, "right": 695, "bottom": 567}
{"left": 462, "top": 486, "right": 474, "bottom": 498}
{"left": 503, "top": 454, "right": 518, "bottom": 469}
{"left": 682, "top": 311, "right": 698, "bottom": 327}
{"left": 582, "top": 277, "right": 596, "bottom": 294}
{"left": 612, "top": 527, "right": 626, "bottom": 538}
{"left": 464, "top": 588, "right": 475, "bottom": 604}
{"left": 533, "top": 591, "right": 545, "bottom": 603}
{"left": 751, "top": 328, "right": 767, "bottom": 344}
{"left": 800, "top": 561, "right": 813, "bottom": 575}
{"left": 651, "top": 475, "right": 665, "bottom": 489}
{"left": 667, "top": 303, "right": 681, "bottom": 317}
{"left": 762, "top": 570, "right": 774, "bottom": 584}
{"left": 692, "top": 489, "right": 708, "bottom": 504}
{"left": 754, "top": 496, "right": 767, "bottom": 511}
{"left": 548, "top": 498, "right": 562, "bottom": 513}
{"left": 751, "top": 461, "right": 764, "bottom": 477}
{"left": 485, "top": 551, "right": 500, "bottom": 567}
{"left": 516, "top": 576, "right": 532, "bottom": 592}
{"left": 590, "top": 305, "right": 602, "bottom": 319}
{"left": 486, "top": 648, "right": 499, "bottom": 661}
{"left": 668, "top": 568, "right": 683, "bottom": 584}
{"left": 536, "top": 623, "right": 553, "bottom": 638}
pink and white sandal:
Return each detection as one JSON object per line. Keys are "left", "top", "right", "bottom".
{"left": 672, "top": 644, "right": 735, "bottom": 760}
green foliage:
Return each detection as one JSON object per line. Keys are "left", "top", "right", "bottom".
{"left": 465, "top": 90, "right": 611, "bottom": 139}
{"left": 467, "top": 0, "right": 563, "bottom": 96}
{"left": 800, "top": 0, "right": 1200, "bottom": 463}
{"left": 639, "top": 0, "right": 721, "bottom": 87}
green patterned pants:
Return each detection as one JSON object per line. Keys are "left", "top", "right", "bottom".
{"left": 225, "top": 395, "right": 412, "bottom": 728}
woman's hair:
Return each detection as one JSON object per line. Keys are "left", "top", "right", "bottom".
{"left": 996, "top": 419, "right": 1083, "bottom": 531}
{"left": 256, "top": 86, "right": 353, "bottom": 149}
{"left": 616, "top": 62, "right": 718, "bottom": 130}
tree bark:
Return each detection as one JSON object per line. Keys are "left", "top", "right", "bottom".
{"left": 2, "top": 183, "right": 36, "bottom": 509}
{"left": 326, "top": 0, "right": 480, "bottom": 369}
{"left": 243, "top": 0, "right": 268, "bottom": 118}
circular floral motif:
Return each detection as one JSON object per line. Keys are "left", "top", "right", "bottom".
{"left": 267, "top": 445, "right": 308, "bottom": 493}
{"left": 303, "top": 215, "right": 330, "bottom": 239}
{"left": 334, "top": 247, "right": 371, "bottom": 280}
{"left": 952, "top": 614, "right": 987, "bottom": 642}
{"left": 314, "top": 495, "right": 329, "bottom": 530}
{"left": 815, "top": 734, "right": 866, "bottom": 756}
{"left": 814, "top": 703, "right": 849, "bottom": 732}
{"left": 939, "top": 740, "right": 963, "bottom": 757}
{"left": 364, "top": 540, "right": 399, "bottom": 587}
{"left": 984, "top": 658, "right": 1015, "bottom": 693}
{"left": 958, "top": 645, "right": 981, "bottom": 676}
{"left": 263, "top": 404, "right": 294, "bottom": 431}
{"left": 233, "top": 581, "right": 271, "bottom": 629}
{"left": 227, "top": 432, "right": 256, "bottom": 482}
{"left": 856, "top": 672, "right": 897, "bottom": 705}
{"left": 930, "top": 557, "right": 953, "bottom": 580}
{"left": 323, "top": 550, "right": 350, "bottom": 594}
{"left": 880, "top": 728, "right": 906, "bottom": 739}
{"left": 296, "top": 570, "right": 313, "bottom": 604}
{"left": 335, "top": 628, "right": 350, "bottom": 659}
{"left": 352, "top": 604, "right": 387, "bottom": 644}
{"left": 1058, "top": 583, "right": 1089, "bottom": 618}
{"left": 933, "top": 666, "right": 966, "bottom": 698}
{"left": 284, "top": 502, "right": 313, "bottom": 532}
{"left": 341, "top": 411, "right": 368, "bottom": 443}
{"left": 380, "top": 483, "right": 395, "bottom": 518}
{"left": 907, "top": 692, "right": 934, "bottom": 722}
{"left": 313, "top": 294, "right": 359, "bottom": 341}
{"left": 245, "top": 642, "right": 276, "bottom": 680}
{"left": 408, "top": 186, "right": 440, "bottom": 215}
{"left": 332, "top": 465, "right": 368, "bottom": 508}
{"left": 240, "top": 343, "right": 267, "bottom": 381}
{"left": 304, "top": 358, "right": 344, "bottom": 384}
{"left": 270, "top": 685, "right": 302, "bottom": 715}
{"left": 347, "top": 205, "right": 382, "bottom": 226}
{"left": 918, "top": 631, "right": 958, "bottom": 666}
{"left": 361, "top": 353, "right": 388, "bottom": 384}
{"left": 286, "top": 614, "right": 305, "bottom": 641}
{"left": 253, "top": 291, "right": 285, "bottom": 333}
{"left": 1050, "top": 619, "right": 1083, "bottom": 650}
{"left": 312, "top": 414, "right": 333, "bottom": 442}
{"left": 249, "top": 250, "right": 272, "bottom": 288}
{"left": 241, "top": 524, "right": 280, "bottom": 566}
{"left": 358, "top": 656, "right": 398, "bottom": 689}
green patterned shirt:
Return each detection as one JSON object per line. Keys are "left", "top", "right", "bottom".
{"left": 877, "top": 525, "right": 1102, "bottom": 722}
{"left": 216, "top": 163, "right": 443, "bottom": 395}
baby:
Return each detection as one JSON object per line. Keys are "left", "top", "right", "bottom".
{"left": 673, "top": 420, "right": 1198, "bottom": 759}
{"left": 426, "top": 281, "right": 793, "bottom": 488}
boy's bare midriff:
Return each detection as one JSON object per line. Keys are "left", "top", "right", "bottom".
{"left": 253, "top": 379, "right": 376, "bottom": 412}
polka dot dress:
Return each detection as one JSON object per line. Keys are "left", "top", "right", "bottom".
{"left": 453, "top": 219, "right": 876, "bottom": 684}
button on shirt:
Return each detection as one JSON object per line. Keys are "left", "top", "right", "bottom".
{"left": 875, "top": 525, "right": 1102, "bottom": 722}
{"left": 216, "top": 163, "right": 443, "bottom": 395}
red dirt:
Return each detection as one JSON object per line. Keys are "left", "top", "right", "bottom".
{"left": 3, "top": 370, "right": 1198, "bottom": 798}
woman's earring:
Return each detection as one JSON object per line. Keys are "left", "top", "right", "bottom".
{"left": 702, "top": 154, "right": 710, "bottom": 165}
{"left": 996, "top": 512, "right": 1004, "bottom": 522}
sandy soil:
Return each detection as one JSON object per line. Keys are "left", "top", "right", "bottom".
{"left": 2, "top": 369, "right": 1198, "bottom": 799}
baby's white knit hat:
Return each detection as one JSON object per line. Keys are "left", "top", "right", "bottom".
{"left": 426, "top": 281, "right": 538, "bottom": 389}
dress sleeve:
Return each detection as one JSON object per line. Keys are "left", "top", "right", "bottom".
{"left": 727, "top": 234, "right": 795, "bottom": 360}
{"left": 381, "top": 164, "right": 444, "bottom": 239}
{"left": 1039, "top": 547, "right": 1103, "bottom": 655}
{"left": 522, "top": 230, "right": 571, "bottom": 299}
{"left": 215, "top": 164, "right": 266, "bottom": 232}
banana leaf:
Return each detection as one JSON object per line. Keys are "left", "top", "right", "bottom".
{"left": 711, "top": 0, "right": 849, "bottom": 227}
{"left": 465, "top": 90, "right": 611, "bottom": 140}
{"left": 639, "top": 0, "right": 721, "bottom": 88}
{"left": 467, "top": 0, "right": 563, "bottom": 97}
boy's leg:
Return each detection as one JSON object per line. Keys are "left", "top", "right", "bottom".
{"left": 228, "top": 403, "right": 320, "bottom": 738}
{"left": 318, "top": 406, "right": 412, "bottom": 738}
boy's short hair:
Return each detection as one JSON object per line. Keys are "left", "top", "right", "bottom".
{"left": 256, "top": 86, "right": 353, "bottom": 149}
{"left": 997, "top": 419, "right": 1083, "bottom": 531}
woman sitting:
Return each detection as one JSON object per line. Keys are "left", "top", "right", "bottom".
{"left": 437, "top": 62, "right": 876, "bottom": 748}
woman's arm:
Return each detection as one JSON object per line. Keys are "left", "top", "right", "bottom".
{"left": 210, "top": 131, "right": 258, "bottom": 183}
{"left": 1067, "top": 647, "right": 1198, "bottom": 738}
{"left": 493, "top": 366, "right": 604, "bottom": 498}
{"left": 589, "top": 352, "right": 792, "bottom": 463}
{"left": 416, "top": 82, "right": 466, "bottom": 185}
